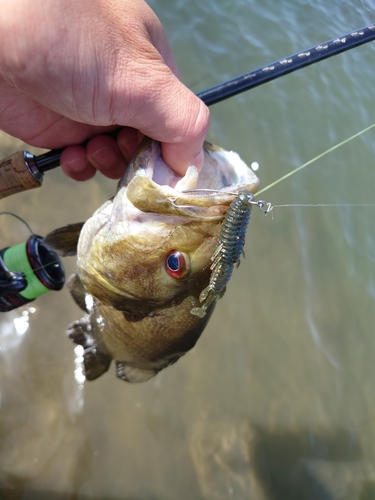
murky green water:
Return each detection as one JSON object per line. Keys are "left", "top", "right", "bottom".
{"left": 1, "top": 1, "right": 375, "bottom": 499}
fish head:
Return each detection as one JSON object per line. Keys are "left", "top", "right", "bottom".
{"left": 77, "top": 138, "right": 259, "bottom": 315}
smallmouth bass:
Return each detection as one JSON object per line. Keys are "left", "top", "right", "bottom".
{"left": 45, "top": 138, "right": 259, "bottom": 382}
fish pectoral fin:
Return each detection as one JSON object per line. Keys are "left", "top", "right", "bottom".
{"left": 67, "top": 273, "right": 90, "bottom": 312}
{"left": 67, "top": 317, "right": 112, "bottom": 381}
{"left": 43, "top": 222, "right": 85, "bottom": 256}
{"left": 83, "top": 347, "right": 112, "bottom": 381}
{"left": 116, "top": 362, "right": 158, "bottom": 383}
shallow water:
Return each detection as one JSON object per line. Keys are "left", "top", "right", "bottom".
{"left": 1, "top": 1, "right": 375, "bottom": 499}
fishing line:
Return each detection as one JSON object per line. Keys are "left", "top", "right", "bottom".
{"left": 0, "top": 211, "right": 34, "bottom": 234}
{"left": 261, "top": 203, "right": 375, "bottom": 217}
{"left": 256, "top": 122, "right": 375, "bottom": 196}
{"left": 273, "top": 203, "right": 375, "bottom": 209}
{"left": 20, "top": 259, "right": 63, "bottom": 277}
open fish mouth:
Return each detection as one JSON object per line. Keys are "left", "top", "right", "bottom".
{"left": 120, "top": 138, "right": 260, "bottom": 219}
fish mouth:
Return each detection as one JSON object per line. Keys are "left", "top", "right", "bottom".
{"left": 120, "top": 138, "right": 260, "bottom": 219}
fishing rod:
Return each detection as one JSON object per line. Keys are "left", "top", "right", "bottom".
{"left": 196, "top": 24, "right": 375, "bottom": 105}
{"left": 0, "top": 23, "right": 374, "bottom": 200}
{"left": 0, "top": 23, "right": 374, "bottom": 312}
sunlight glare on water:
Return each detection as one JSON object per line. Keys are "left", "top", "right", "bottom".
{"left": 1, "top": 1, "right": 375, "bottom": 499}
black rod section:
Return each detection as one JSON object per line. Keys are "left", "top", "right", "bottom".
{"left": 35, "top": 148, "right": 64, "bottom": 172}
{"left": 35, "top": 23, "right": 375, "bottom": 172}
{"left": 196, "top": 24, "right": 375, "bottom": 105}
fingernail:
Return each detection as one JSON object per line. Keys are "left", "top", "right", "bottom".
{"left": 192, "top": 150, "right": 204, "bottom": 172}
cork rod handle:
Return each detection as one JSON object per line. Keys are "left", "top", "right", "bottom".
{"left": 0, "top": 151, "right": 43, "bottom": 199}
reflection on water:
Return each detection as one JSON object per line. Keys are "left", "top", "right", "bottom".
{"left": 0, "top": 305, "right": 89, "bottom": 499}
{"left": 1, "top": 0, "right": 375, "bottom": 498}
{"left": 0, "top": 307, "right": 35, "bottom": 352}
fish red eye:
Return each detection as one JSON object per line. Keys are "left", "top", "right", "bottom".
{"left": 165, "top": 251, "right": 190, "bottom": 279}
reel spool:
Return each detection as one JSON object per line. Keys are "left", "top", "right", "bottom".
{"left": 0, "top": 234, "right": 65, "bottom": 312}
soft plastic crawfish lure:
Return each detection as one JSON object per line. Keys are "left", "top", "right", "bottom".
{"left": 191, "top": 191, "right": 270, "bottom": 318}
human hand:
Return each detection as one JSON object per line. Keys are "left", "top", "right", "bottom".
{"left": 0, "top": 0, "right": 209, "bottom": 180}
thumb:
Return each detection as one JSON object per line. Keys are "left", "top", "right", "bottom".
{"left": 114, "top": 56, "right": 210, "bottom": 176}
{"left": 158, "top": 82, "right": 210, "bottom": 176}
{"left": 160, "top": 86, "right": 210, "bottom": 176}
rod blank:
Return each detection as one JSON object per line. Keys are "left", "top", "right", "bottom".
{"left": 197, "top": 24, "right": 375, "bottom": 106}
